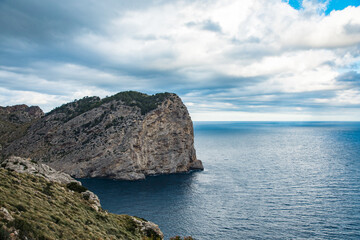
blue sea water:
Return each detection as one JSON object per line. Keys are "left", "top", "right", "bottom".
{"left": 80, "top": 122, "right": 360, "bottom": 239}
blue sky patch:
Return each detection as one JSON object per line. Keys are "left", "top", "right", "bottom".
{"left": 287, "top": 0, "right": 360, "bottom": 14}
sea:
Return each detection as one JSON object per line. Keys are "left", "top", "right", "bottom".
{"left": 80, "top": 122, "right": 360, "bottom": 239}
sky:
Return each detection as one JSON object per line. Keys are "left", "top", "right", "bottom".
{"left": 0, "top": 0, "right": 360, "bottom": 121}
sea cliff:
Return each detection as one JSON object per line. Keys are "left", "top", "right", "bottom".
{"left": 2, "top": 91, "right": 203, "bottom": 180}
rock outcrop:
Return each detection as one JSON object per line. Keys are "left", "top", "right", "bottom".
{"left": 0, "top": 104, "right": 44, "bottom": 124}
{"left": 81, "top": 190, "right": 101, "bottom": 211}
{"left": 2, "top": 156, "right": 102, "bottom": 211}
{"left": 1, "top": 156, "right": 79, "bottom": 185}
{"left": 132, "top": 216, "right": 164, "bottom": 239}
{"left": 3, "top": 91, "right": 203, "bottom": 180}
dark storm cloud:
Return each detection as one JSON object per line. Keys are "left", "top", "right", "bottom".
{"left": 0, "top": 0, "right": 177, "bottom": 66}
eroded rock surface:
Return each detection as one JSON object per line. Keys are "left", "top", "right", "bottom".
{"left": 0, "top": 104, "right": 44, "bottom": 124}
{"left": 81, "top": 190, "right": 101, "bottom": 211}
{"left": 1, "top": 156, "right": 80, "bottom": 185}
{"left": 132, "top": 216, "right": 164, "bottom": 239}
{"left": 4, "top": 91, "right": 203, "bottom": 180}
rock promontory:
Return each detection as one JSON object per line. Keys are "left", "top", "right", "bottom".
{"left": 3, "top": 91, "right": 203, "bottom": 180}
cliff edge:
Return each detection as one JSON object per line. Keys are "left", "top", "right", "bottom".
{"left": 3, "top": 91, "right": 203, "bottom": 180}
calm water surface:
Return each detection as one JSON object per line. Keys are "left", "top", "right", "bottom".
{"left": 80, "top": 122, "right": 360, "bottom": 239}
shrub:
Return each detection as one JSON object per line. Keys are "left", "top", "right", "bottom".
{"left": 42, "top": 182, "right": 53, "bottom": 196}
{"left": 66, "top": 182, "right": 87, "bottom": 193}
{"left": 124, "top": 216, "right": 137, "bottom": 234}
{"left": 51, "top": 215, "right": 60, "bottom": 224}
{"left": 15, "top": 204, "right": 27, "bottom": 212}
{"left": 0, "top": 225, "right": 10, "bottom": 240}
{"left": 9, "top": 218, "right": 33, "bottom": 239}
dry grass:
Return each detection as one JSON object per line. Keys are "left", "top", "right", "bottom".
{"left": 0, "top": 169, "right": 161, "bottom": 240}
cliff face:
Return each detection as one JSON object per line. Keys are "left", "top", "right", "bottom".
{"left": 3, "top": 91, "right": 203, "bottom": 180}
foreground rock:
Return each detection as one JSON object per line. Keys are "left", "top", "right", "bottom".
{"left": 0, "top": 160, "right": 163, "bottom": 239}
{"left": 1, "top": 156, "right": 79, "bottom": 185}
{"left": 2, "top": 156, "right": 101, "bottom": 211}
{"left": 4, "top": 91, "right": 203, "bottom": 180}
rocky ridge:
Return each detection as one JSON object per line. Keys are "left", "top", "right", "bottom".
{"left": 3, "top": 91, "right": 203, "bottom": 180}
{"left": 0, "top": 105, "right": 44, "bottom": 124}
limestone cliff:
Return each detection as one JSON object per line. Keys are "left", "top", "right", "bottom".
{"left": 3, "top": 91, "right": 203, "bottom": 180}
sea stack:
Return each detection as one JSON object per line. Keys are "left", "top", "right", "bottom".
{"left": 3, "top": 91, "right": 203, "bottom": 180}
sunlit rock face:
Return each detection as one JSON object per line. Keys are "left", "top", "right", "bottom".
{"left": 4, "top": 91, "right": 203, "bottom": 180}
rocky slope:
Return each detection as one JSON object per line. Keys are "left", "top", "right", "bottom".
{"left": 0, "top": 105, "right": 43, "bottom": 153}
{"left": 3, "top": 91, "right": 203, "bottom": 180}
{"left": 0, "top": 156, "right": 163, "bottom": 239}
{"left": 0, "top": 105, "right": 44, "bottom": 124}
{"left": 1, "top": 156, "right": 80, "bottom": 185}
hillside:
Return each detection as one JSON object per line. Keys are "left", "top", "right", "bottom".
{"left": 0, "top": 105, "right": 43, "bottom": 153}
{"left": 3, "top": 91, "right": 203, "bottom": 180}
{"left": 0, "top": 158, "right": 163, "bottom": 240}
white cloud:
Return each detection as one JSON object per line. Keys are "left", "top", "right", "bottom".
{"left": 282, "top": 6, "right": 360, "bottom": 48}
{"left": 314, "top": 89, "right": 360, "bottom": 105}
{"left": 75, "top": 0, "right": 360, "bottom": 80}
{"left": 1, "top": 0, "right": 360, "bottom": 120}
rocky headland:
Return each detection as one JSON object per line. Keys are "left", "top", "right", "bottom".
{"left": 1, "top": 91, "right": 203, "bottom": 180}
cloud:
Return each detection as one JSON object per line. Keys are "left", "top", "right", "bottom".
{"left": 0, "top": 0, "right": 360, "bottom": 120}
{"left": 186, "top": 19, "right": 222, "bottom": 33}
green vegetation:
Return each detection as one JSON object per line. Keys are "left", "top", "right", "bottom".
{"left": 46, "top": 96, "right": 101, "bottom": 122}
{"left": 66, "top": 182, "right": 88, "bottom": 193}
{"left": 101, "top": 91, "right": 172, "bottom": 115}
{"left": 0, "top": 169, "right": 161, "bottom": 239}
{"left": 46, "top": 91, "right": 172, "bottom": 122}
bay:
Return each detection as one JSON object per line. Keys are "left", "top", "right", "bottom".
{"left": 80, "top": 122, "right": 360, "bottom": 239}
